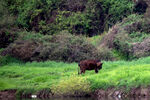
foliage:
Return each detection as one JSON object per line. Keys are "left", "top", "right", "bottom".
{"left": 3, "top": 0, "right": 134, "bottom": 35}
{"left": 113, "top": 33, "right": 133, "bottom": 60}
{"left": 97, "top": 47, "right": 115, "bottom": 61}
{"left": 17, "top": 31, "right": 45, "bottom": 41}
{"left": 41, "top": 32, "right": 101, "bottom": 62}
{"left": 51, "top": 74, "right": 90, "bottom": 96}
{"left": 101, "top": 0, "right": 134, "bottom": 27}
{"left": 2, "top": 31, "right": 105, "bottom": 62}
{"left": 0, "top": 0, "right": 15, "bottom": 28}
{"left": 129, "top": 32, "right": 150, "bottom": 43}
{"left": 132, "top": 38, "right": 150, "bottom": 58}
{"left": 0, "top": 48, "right": 22, "bottom": 66}
{"left": 100, "top": 14, "right": 150, "bottom": 60}
{"left": 0, "top": 55, "right": 22, "bottom": 66}
{"left": 0, "top": 28, "right": 18, "bottom": 48}
{"left": 55, "top": 11, "right": 91, "bottom": 35}
{"left": 120, "top": 14, "right": 143, "bottom": 26}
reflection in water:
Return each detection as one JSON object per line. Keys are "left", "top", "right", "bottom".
{"left": 21, "top": 97, "right": 95, "bottom": 100}
{"left": 21, "top": 97, "right": 150, "bottom": 100}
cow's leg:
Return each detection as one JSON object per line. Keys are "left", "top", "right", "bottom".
{"left": 80, "top": 71, "right": 82, "bottom": 74}
{"left": 81, "top": 69, "right": 85, "bottom": 74}
{"left": 83, "top": 70, "right": 85, "bottom": 74}
{"left": 95, "top": 69, "right": 98, "bottom": 73}
{"left": 78, "top": 65, "right": 80, "bottom": 75}
{"left": 79, "top": 70, "right": 82, "bottom": 74}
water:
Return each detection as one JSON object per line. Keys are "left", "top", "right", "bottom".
{"left": 21, "top": 97, "right": 150, "bottom": 100}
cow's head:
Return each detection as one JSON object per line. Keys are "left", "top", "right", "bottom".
{"left": 97, "top": 62, "right": 103, "bottom": 70}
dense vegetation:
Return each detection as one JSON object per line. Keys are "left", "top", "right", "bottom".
{"left": 3, "top": 0, "right": 134, "bottom": 35}
{"left": 100, "top": 14, "right": 150, "bottom": 60}
{"left": 0, "top": 0, "right": 137, "bottom": 63}
{"left": 1, "top": 0, "right": 150, "bottom": 62}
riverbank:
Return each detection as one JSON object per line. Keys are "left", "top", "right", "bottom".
{"left": 1, "top": 87, "right": 150, "bottom": 99}
{"left": 1, "top": 57, "right": 150, "bottom": 99}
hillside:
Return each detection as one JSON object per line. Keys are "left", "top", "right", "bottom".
{"left": 1, "top": 0, "right": 150, "bottom": 99}
{"left": 1, "top": 0, "right": 150, "bottom": 63}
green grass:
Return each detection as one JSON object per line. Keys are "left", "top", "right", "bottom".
{"left": 1, "top": 57, "right": 150, "bottom": 95}
{"left": 0, "top": 55, "right": 23, "bottom": 66}
{"left": 87, "top": 35, "right": 103, "bottom": 46}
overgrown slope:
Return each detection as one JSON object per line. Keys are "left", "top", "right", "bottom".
{"left": 1, "top": 0, "right": 150, "bottom": 62}
{"left": 2, "top": 0, "right": 134, "bottom": 36}
{"left": 100, "top": 14, "right": 150, "bottom": 60}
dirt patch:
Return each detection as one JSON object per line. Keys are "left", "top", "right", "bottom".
{"left": 0, "top": 89, "right": 16, "bottom": 100}
{"left": 36, "top": 89, "right": 54, "bottom": 99}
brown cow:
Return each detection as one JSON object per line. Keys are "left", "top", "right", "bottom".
{"left": 78, "top": 60, "right": 103, "bottom": 74}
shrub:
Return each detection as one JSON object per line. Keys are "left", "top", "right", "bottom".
{"left": 1, "top": 40, "right": 40, "bottom": 62}
{"left": 132, "top": 38, "right": 150, "bottom": 58}
{"left": 100, "top": 14, "right": 150, "bottom": 60}
{"left": 97, "top": 47, "right": 115, "bottom": 61}
{"left": 0, "top": 55, "right": 22, "bottom": 66}
{"left": 34, "top": 32, "right": 102, "bottom": 62}
{"left": 2, "top": 31, "right": 105, "bottom": 62}
{"left": 113, "top": 33, "right": 133, "bottom": 60}
{"left": 51, "top": 74, "right": 90, "bottom": 96}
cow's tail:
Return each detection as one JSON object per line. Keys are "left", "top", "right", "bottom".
{"left": 78, "top": 63, "right": 80, "bottom": 75}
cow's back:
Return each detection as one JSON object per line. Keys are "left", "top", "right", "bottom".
{"left": 79, "top": 60, "right": 99, "bottom": 70}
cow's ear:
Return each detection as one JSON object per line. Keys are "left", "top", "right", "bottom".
{"left": 97, "top": 62, "right": 101, "bottom": 66}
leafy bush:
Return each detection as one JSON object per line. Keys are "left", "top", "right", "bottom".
{"left": 2, "top": 31, "right": 106, "bottom": 62}
{"left": 98, "top": 47, "right": 115, "bottom": 61}
{"left": 0, "top": 55, "right": 22, "bottom": 66}
{"left": 1, "top": 40, "right": 40, "bottom": 62}
{"left": 33, "top": 32, "right": 102, "bottom": 62}
{"left": 113, "top": 33, "right": 133, "bottom": 59}
{"left": 51, "top": 74, "right": 90, "bottom": 96}
{"left": 132, "top": 38, "right": 150, "bottom": 58}
{"left": 100, "top": 14, "right": 150, "bottom": 60}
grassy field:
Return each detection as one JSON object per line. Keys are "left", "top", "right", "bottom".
{"left": 1, "top": 57, "right": 150, "bottom": 95}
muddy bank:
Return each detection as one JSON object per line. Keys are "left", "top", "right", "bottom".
{"left": 1, "top": 87, "right": 150, "bottom": 99}
{"left": 0, "top": 89, "right": 16, "bottom": 100}
{"left": 94, "top": 87, "right": 150, "bottom": 100}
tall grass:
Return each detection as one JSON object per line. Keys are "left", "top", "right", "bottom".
{"left": 87, "top": 35, "right": 102, "bottom": 46}
{"left": 0, "top": 57, "right": 150, "bottom": 94}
